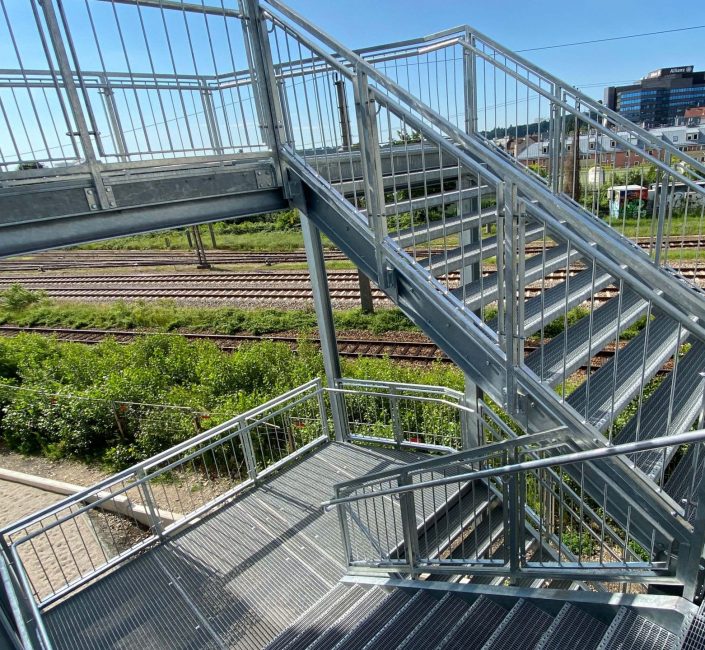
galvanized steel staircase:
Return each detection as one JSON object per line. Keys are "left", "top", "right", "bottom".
{"left": 4, "top": 0, "right": 705, "bottom": 647}
{"left": 258, "top": 0, "right": 705, "bottom": 599}
{"left": 265, "top": 584, "right": 680, "bottom": 650}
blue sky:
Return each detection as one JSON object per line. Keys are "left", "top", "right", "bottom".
{"left": 281, "top": 0, "right": 705, "bottom": 101}
{"left": 1, "top": 0, "right": 702, "bottom": 166}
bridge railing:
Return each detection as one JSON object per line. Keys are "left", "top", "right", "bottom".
{"left": 323, "top": 427, "right": 705, "bottom": 597}
{"left": 358, "top": 25, "right": 705, "bottom": 274}
{"left": 0, "top": 378, "right": 326, "bottom": 627}
{"left": 0, "top": 0, "right": 265, "bottom": 173}
{"left": 0, "top": 376, "right": 485, "bottom": 634}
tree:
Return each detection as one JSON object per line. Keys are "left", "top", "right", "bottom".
{"left": 17, "top": 161, "right": 44, "bottom": 171}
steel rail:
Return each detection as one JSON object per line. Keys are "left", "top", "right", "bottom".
{"left": 321, "top": 426, "right": 705, "bottom": 509}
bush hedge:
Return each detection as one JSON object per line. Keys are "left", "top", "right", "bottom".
{"left": 0, "top": 334, "right": 462, "bottom": 471}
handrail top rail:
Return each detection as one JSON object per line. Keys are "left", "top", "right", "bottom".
{"left": 322, "top": 427, "right": 705, "bottom": 510}
{"left": 332, "top": 427, "right": 572, "bottom": 493}
{"left": 1, "top": 378, "right": 323, "bottom": 538}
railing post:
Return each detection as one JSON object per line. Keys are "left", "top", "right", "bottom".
{"left": 398, "top": 472, "right": 420, "bottom": 577}
{"left": 461, "top": 376, "right": 483, "bottom": 450}
{"left": 38, "top": 0, "right": 115, "bottom": 211}
{"left": 353, "top": 72, "right": 392, "bottom": 290}
{"left": 502, "top": 181, "right": 525, "bottom": 417}
{"left": 389, "top": 386, "right": 403, "bottom": 449}
{"left": 548, "top": 84, "right": 564, "bottom": 194}
{"left": 240, "top": 0, "right": 286, "bottom": 180}
{"left": 463, "top": 28, "right": 477, "bottom": 135}
{"left": 136, "top": 469, "right": 163, "bottom": 537}
{"left": 681, "top": 442, "right": 705, "bottom": 601}
{"left": 653, "top": 150, "right": 671, "bottom": 266}
{"left": 238, "top": 417, "right": 259, "bottom": 482}
{"left": 98, "top": 75, "right": 128, "bottom": 163}
{"left": 200, "top": 81, "right": 224, "bottom": 156}
{"left": 335, "top": 489, "right": 354, "bottom": 568}
{"left": 300, "top": 213, "right": 349, "bottom": 442}
{"left": 315, "top": 379, "right": 331, "bottom": 441}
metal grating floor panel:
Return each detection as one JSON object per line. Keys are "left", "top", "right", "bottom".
{"left": 525, "top": 288, "right": 646, "bottom": 387}
{"left": 42, "top": 548, "right": 221, "bottom": 650}
{"left": 437, "top": 594, "right": 508, "bottom": 650}
{"left": 481, "top": 599, "right": 553, "bottom": 649}
{"left": 536, "top": 603, "right": 608, "bottom": 650}
{"left": 42, "top": 443, "right": 434, "bottom": 650}
{"left": 600, "top": 608, "right": 676, "bottom": 650}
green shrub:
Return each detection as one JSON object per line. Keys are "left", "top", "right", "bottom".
{"left": 0, "top": 283, "right": 46, "bottom": 311}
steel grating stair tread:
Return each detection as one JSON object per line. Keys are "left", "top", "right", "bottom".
{"left": 267, "top": 585, "right": 389, "bottom": 650}
{"left": 451, "top": 244, "right": 581, "bottom": 311}
{"left": 525, "top": 288, "right": 647, "bottom": 387}
{"left": 420, "top": 222, "right": 545, "bottom": 277}
{"left": 535, "top": 602, "right": 608, "bottom": 650}
{"left": 394, "top": 207, "right": 497, "bottom": 249}
{"left": 500, "top": 266, "right": 615, "bottom": 336}
{"left": 598, "top": 607, "right": 677, "bottom": 650}
{"left": 326, "top": 589, "right": 414, "bottom": 650}
{"left": 566, "top": 315, "right": 684, "bottom": 431}
{"left": 436, "top": 594, "right": 508, "bottom": 650}
{"left": 264, "top": 584, "right": 684, "bottom": 650}
{"left": 680, "top": 601, "right": 705, "bottom": 650}
{"left": 397, "top": 593, "right": 470, "bottom": 649}
{"left": 265, "top": 584, "right": 367, "bottom": 650}
{"left": 665, "top": 444, "right": 705, "bottom": 524}
{"left": 480, "top": 599, "right": 553, "bottom": 649}
{"left": 416, "top": 485, "right": 497, "bottom": 560}
{"left": 615, "top": 341, "right": 705, "bottom": 479}
{"left": 356, "top": 591, "right": 440, "bottom": 650}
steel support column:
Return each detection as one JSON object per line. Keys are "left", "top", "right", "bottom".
{"left": 241, "top": 0, "right": 286, "bottom": 183}
{"left": 300, "top": 212, "right": 349, "bottom": 442}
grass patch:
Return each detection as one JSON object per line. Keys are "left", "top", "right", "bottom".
{"left": 0, "top": 289, "right": 417, "bottom": 336}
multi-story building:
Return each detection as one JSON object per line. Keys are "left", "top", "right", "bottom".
{"left": 516, "top": 124, "right": 705, "bottom": 170}
{"left": 605, "top": 66, "right": 705, "bottom": 128}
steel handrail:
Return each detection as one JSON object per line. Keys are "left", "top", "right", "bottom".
{"left": 460, "top": 24, "right": 705, "bottom": 179}
{"left": 321, "top": 427, "right": 705, "bottom": 510}
{"left": 264, "top": 0, "right": 705, "bottom": 335}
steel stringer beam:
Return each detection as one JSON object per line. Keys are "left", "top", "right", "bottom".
{"left": 287, "top": 157, "right": 691, "bottom": 558}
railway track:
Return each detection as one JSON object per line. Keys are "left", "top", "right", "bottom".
{"left": 1, "top": 235, "right": 703, "bottom": 272}
{"left": 0, "top": 326, "right": 445, "bottom": 363}
{"left": 0, "top": 249, "right": 348, "bottom": 272}
{"left": 1, "top": 266, "right": 703, "bottom": 304}
{"left": 0, "top": 325, "right": 625, "bottom": 369}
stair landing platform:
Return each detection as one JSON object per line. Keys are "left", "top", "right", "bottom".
{"left": 42, "top": 442, "right": 429, "bottom": 650}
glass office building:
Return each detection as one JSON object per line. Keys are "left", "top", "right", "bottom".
{"left": 605, "top": 66, "right": 705, "bottom": 128}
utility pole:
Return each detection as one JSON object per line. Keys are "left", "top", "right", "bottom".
{"left": 335, "top": 75, "right": 374, "bottom": 314}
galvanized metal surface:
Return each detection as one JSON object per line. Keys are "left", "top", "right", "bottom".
{"left": 41, "top": 442, "right": 432, "bottom": 649}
